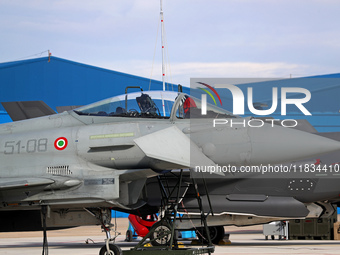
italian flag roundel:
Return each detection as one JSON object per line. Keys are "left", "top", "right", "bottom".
{"left": 54, "top": 137, "right": 68, "bottom": 151}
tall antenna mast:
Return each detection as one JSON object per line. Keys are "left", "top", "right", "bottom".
{"left": 160, "top": 0, "right": 166, "bottom": 116}
{"left": 160, "top": 0, "right": 165, "bottom": 91}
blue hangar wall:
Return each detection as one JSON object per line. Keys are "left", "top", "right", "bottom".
{"left": 0, "top": 56, "right": 187, "bottom": 124}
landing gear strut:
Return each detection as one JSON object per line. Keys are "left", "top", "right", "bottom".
{"left": 100, "top": 222, "right": 122, "bottom": 255}
{"left": 85, "top": 208, "right": 122, "bottom": 255}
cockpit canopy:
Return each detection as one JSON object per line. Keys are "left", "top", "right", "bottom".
{"left": 74, "top": 91, "right": 177, "bottom": 118}
{"left": 74, "top": 90, "right": 235, "bottom": 119}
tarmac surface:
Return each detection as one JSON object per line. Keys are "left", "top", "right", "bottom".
{"left": 1, "top": 218, "right": 340, "bottom": 255}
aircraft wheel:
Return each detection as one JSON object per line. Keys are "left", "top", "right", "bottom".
{"left": 125, "top": 230, "right": 133, "bottom": 242}
{"left": 271, "top": 235, "right": 275, "bottom": 240}
{"left": 197, "top": 226, "right": 225, "bottom": 244}
{"left": 99, "top": 243, "right": 122, "bottom": 255}
{"left": 150, "top": 221, "right": 171, "bottom": 246}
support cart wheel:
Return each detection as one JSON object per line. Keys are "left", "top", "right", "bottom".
{"left": 271, "top": 235, "right": 275, "bottom": 240}
{"left": 150, "top": 221, "right": 171, "bottom": 246}
{"left": 99, "top": 244, "right": 122, "bottom": 255}
{"left": 265, "top": 235, "right": 268, "bottom": 240}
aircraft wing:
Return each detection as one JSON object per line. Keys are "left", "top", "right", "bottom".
{"left": 1, "top": 101, "right": 56, "bottom": 121}
{"left": 0, "top": 177, "right": 54, "bottom": 190}
{"left": 134, "top": 126, "right": 223, "bottom": 175}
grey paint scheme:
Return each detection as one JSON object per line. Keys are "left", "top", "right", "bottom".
{"left": 1, "top": 91, "right": 340, "bottom": 230}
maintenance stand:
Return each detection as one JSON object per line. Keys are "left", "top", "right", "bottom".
{"left": 123, "top": 169, "right": 215, "bottom": 255}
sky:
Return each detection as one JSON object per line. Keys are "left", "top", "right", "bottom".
{"left": 1, "top": 0, "right": 340, "bottom": 87}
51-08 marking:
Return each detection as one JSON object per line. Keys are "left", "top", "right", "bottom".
{"left": 3, "top": 138, "right": 48, "bottom": 154}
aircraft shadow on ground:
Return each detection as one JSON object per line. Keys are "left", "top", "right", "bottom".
{"left": 2, "top": 239, "right": 340, "bottom": 249}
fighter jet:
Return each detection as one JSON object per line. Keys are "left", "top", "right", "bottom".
{"left": 0, "top": 89, "right": 340, "bottom": 253}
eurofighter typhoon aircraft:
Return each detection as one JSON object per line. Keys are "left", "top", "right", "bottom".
{"left": 1, "top": 89, "right": 340, "bottom": 253}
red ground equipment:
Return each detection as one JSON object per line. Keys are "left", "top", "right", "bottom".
{"left": 126, "top": 214, "right": 158, "bottom": 241}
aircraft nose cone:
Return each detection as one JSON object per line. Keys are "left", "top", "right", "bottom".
{"left": 249, "top": 124, "right": 340, "bottom": 165}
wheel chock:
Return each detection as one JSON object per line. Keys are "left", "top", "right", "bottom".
{"left": 176, "top": 242, "right": 185, "bottom": 248}
{"left": 190, "top": 240, "right": 201, "bottom": 245}
{"left": 218, "top": 239, "right": 232, "bottom": 245}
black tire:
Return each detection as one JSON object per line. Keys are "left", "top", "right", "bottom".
{"left": 265, "top": 235, "right": 268, "bottom": 240}
{"left": 125, "top": 230, "right": 133, "bottom": 242}
{"left": 99, "top": 244, "right": 122, "bottom": 255}
{"left": 271, "top": 235, "right": 275, "bottom": 240}
{"left": 150, "top": 221, "right": 172, "bottom": 246}
{"left": 197, "top": 226, "right": 225, "bottom": 245}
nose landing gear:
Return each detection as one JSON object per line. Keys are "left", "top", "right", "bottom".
{"left": 99, "top": 240, "right": 122, "bottom": 255}
{"left": 85, "top": 208, "right": 122, "bottom": 255}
